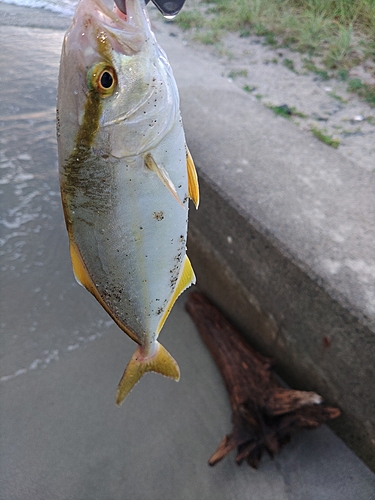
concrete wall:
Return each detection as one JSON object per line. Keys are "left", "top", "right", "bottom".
{"left": 188, "top": 173, "right": 375, "bottom": 470}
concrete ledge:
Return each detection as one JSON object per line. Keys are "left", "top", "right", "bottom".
{"left": 152, "top": 26, "right": 375, "bottom": 470}
{"left": 188, "top": 174, "right": 374, "bottom": 470}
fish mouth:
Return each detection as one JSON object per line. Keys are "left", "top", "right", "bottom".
{"left": 77, "top": 0, "right": 150, "bottom": 55}
{"left": 113, "top": 0, "right": 127, "bottom": 16}
{"left": 85, "top": 0, "right": 148, "bottom": 32}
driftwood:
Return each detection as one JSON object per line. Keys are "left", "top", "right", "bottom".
{"left": 185, "top": 291, "right": 341, "bottom": 468}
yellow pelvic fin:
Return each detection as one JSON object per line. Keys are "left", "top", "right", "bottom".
{"left": 144, "top": 153, "right": 184, "bottom": 208}
{"left": 156, "top": 255, "right": 196, "bottom": 336}
{"left": 116, "top": 342, "right": 180, "bottom": 406}
{"left": 69, "top": 240, "right": 96, "bottom": 294}
{"left": 186, "top": 146, "right": 199, "bottom": 209}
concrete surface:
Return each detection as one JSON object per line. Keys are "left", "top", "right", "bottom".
{"left": 0, "top": 3, "right": 375, "bottom": 497}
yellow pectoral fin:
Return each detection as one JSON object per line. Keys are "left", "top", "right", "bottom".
{"left": 156, "top": 255, "right": 196, "bottom": 336}
{"left": 116, "top": 342, "right": 180, "bottom": 406}
{"left": 186, "top": 146, "right": 199, "bottom": 209}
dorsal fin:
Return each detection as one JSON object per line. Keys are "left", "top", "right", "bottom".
{"left": 186, "top": 146, "right": 199, "bottom": 208}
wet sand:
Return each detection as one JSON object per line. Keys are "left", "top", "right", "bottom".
{"left": 1, "top": 3, "right": 375, "bottom": 499}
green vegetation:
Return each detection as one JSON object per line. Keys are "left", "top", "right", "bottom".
{"left": 174, "top": 10, "right": 205, "bottom": 30}
{"left": 173, "top": 0, "right": 375, "bottom": 104}
{"left": 337, "top": 68, "right": 349, "bottom": 81}
{"left": 302, "top": 59, "right": 330, "bottom": 80}
{"left": 194, "top": 29, "right": 222, "bottom": 45}
{"left": 347, "top": 78, "right": 365, "bottom": 92}
{"left": 243, "top": 84, "right": 257, "bottom": 92}
{"left": 228, "top": 69, "right": 248, "bottom": 79}
{"left": 328, "top": 91, "right": 347, "bottom": 103}
{"left": 347, "top": 79, "right": 375, "bottom": 106}
{"left": 282, "top": 58, "right": 297, "bottom": 73}
{"left": 267, "top": 104, "right": 307, "bottom": 119}
{"left": 262, "top": 30, "right": 277, "bottom": 47}
{"left": 311, "top": 126, "right": 340, "bottom": 148}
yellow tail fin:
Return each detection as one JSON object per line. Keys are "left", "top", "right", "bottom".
{"left": 116, "top": 342, "right": 180, "bottom": 406}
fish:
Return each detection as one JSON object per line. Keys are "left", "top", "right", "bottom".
{"left": 56, "top": 0, "right": 199, "bottom": 405}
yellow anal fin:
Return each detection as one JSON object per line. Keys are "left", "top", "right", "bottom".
{"left": 116, "top": 342, "right": 180, "bottom": 406}
{"left": 186, "top": 146, "right": 199, "bottom": 209}
{"left": 156, "top": 254, "right": 195, "bottom": 336}
{"left": 69, "top": 240, "right": 139, "bottom": 344}
{"left": 144, "top": 153, "right": 184, "bottom": 208}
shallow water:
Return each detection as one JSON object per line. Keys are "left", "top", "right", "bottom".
{"left": 1, "top": 0, "right": 77, "bottom": 15}
{"left": 0, "top": 26, "right": 115, "bottom": 383}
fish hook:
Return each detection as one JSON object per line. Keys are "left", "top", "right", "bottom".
{"left": 114, "top": 0, "right": 187, "bottom": 18}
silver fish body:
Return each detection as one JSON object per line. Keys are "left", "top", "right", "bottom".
{"left": 57, "top": 0, "right": 199, "bottom": 404}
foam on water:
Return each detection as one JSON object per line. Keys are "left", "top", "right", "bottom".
{"left": 0, "top": 0, "right": 77, "bottom": 16}
{"left": 0, "top": 318, "right": 114, "bottom": 383}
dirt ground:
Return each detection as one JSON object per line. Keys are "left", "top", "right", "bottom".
{"left": 150, "top": 10, "right": 375, "bottom": 174}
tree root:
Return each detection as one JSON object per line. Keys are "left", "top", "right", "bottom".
{"left": 185, "top": 291, "right": 341, "bottom": 468}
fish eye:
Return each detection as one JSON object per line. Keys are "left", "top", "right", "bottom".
{"left": 87, "top": 63, "right": 117, "bottom": 97}
{"left": 100, "top": 71, "right": 113, "bottom": 89}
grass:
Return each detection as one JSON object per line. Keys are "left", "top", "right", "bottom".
{"left": 328, "top": 91, "right": 347, "bottom": 103}
{"left": 267, "top": 104, "right": 307, "bottom": 119}
{"left": 194, "top": 29, "right": 222, "bottom": 45}
{"left": 282, "top": 58, "right": 297, "bottom": 73}
{"left": 174, "top": 10, "right": 205, "bottom": 30}
{"left": 311, "top": 126, "right": 340, "bottom": 148}
{"left": 243, "top": 84, "right": 257, "bottom": 92}
{"left": 228, "top": 69, "right": 248, "bottom": 79}
{"left": 302, "top": 59, "right": 330, "bottom": 80}
{"left": 173, "top": 0, "right": 375, "bottom": 104}
{"left": 347, "top": 79, "right": 375, "bottom": 106}
{"left": 337, "top": 68, "right": 349, "bottom": 81}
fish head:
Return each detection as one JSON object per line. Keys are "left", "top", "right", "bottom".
{"left": 57, "top": 0, "right": 179, "bottom": 164}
